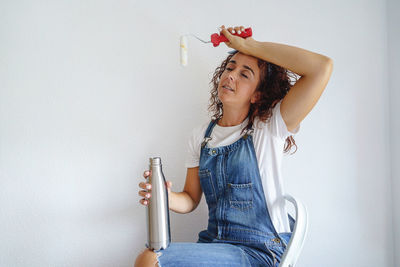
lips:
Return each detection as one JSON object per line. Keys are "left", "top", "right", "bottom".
{"left": 222, "top": 85, "right": 234, "bottom": 92}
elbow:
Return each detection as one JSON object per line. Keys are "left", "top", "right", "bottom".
{"left": 327, "top": 57, "right": 334, "bottom": 66}
{"left": 304, "top": 56, "right": 333, "bottom": 77}
{"left": 322, "top": 56, "right": 334, "bottom": 73}
{"left": 314, "top": 56, "right": 333, "bottom": 77}
{"left": 182, "top": 190, "right": 201, "bottom": 213}
{"left": 189, "top": 196, "right": 201, "bottom": 213}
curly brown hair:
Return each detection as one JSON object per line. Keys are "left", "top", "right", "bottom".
{"left": 208, "top": 50, "right": 299, "bottom": 154}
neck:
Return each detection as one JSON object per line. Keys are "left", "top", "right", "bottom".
{"left": 218, "top": 106, "right": 250, "bottom": 127}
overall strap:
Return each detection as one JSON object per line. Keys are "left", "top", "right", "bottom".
{"left": 243, "top": 127, "right": 254, "bottom": 139}
{"left": 201, "top": 119, "right": 217, "bottom": 148}
{"left": 242, "top": 121, "right": 255, "bottom": 139}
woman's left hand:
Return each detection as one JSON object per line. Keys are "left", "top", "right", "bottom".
{"left": 219, "top": 25, "right": 254, "bottom": 53}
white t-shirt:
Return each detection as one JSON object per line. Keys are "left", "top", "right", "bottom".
{"left": 185, "top": 100, "right": 300, "bottom": 233}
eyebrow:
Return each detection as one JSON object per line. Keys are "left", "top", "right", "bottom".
{"left": 228, "top": 60, "right": 255, "bottom": 76}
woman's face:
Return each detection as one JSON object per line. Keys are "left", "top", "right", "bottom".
{"left": 218, "top": 52, "right": 261, "bottom": 108}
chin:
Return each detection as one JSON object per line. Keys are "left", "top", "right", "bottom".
{"left": 218, "top": 91, "right": 234, "bottom": 104}
{"left": 217, "top": 95, "right": 234, "bottom": 107}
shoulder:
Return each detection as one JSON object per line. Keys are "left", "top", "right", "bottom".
{"left": 187, "top": 120, "right": 212, "bottom": 145}
{"left": 253, "top": 100, "right": 300, "bottom": 140}
{"left": 191, "top": 120, "right": 211, "bottom": 137}
{"left": 253, "top": 101, "right": 280, "bottom": 129}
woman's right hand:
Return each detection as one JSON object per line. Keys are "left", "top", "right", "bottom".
{"left": 138, "top": 170, "right": 173, "bottom": 206}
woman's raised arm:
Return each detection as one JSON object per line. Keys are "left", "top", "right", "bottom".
{"left": 220, "top": 25, "right": 333, "bottom": 132}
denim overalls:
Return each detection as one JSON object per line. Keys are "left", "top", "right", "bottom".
{"left": 154, "top": 119, "right": 294, "bottom": 267}
{"left": 196, "top": 119, "right": 293, "bottom": 265}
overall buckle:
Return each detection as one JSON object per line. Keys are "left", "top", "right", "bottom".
{"left": 201, "top": 137, "right": 212, "bottom": 148}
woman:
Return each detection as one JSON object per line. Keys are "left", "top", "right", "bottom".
{"left": 135, "top": 25, "right": 333, "bottom": 267}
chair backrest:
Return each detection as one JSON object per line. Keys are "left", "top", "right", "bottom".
{"left": 279, "top": 194, "right": 308, "bottom": 267}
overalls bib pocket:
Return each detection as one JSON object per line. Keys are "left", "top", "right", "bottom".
{"left": 199, "top": 169, "right": 217, "bottom": 205}
{"left": 228, "top": 182, "right": 253, "bottom": 211}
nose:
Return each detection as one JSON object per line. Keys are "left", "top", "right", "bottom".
{"left": 228, "top": 71, "right": 237, "bottom": 81}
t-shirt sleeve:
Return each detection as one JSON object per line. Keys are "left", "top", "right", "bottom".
{"left": 269, "top": 100, "right": 300, "bottom": 140}
{"left": 184, "top": 126, "right": 202, "bottom": 168}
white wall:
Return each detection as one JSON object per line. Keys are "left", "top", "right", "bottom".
{"left": 387, "top": 0, "right": 400, "bottom": 266}
{"left": 0, "top": 0, "right": 395, "bottom": 266}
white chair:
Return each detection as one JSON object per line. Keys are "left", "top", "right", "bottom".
{"left": 279, "top": 194, "right": 309, "bottom": 267}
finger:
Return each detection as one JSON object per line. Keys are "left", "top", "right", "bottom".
{"left": 139, "top": 182, "right": 151, "bottom": 190}
{"left": 220, "top": 27, "right": 232, "bottom": 40}
{"left": 139, "top": 190, "right": 151, "bottom": 199}
{"left": 227, "top": 27, "right": 234, "bottom": 34}
{"left": 140, "top": 198, "right": 149, "bottom": 206}
{"left": 143, "top": 170, "right": 151, "bottom": 178}
{"left": 234, "top": 26, "right": 241, "bottom": 34}
{"left": 240, "top": 26, "right": 245, "bottom": 32}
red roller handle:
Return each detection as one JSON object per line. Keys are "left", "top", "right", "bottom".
{"left": 210, "top": 27, "right": 253, "bottom": 47}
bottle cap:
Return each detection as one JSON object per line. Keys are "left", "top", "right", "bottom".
{"left": 149, "top": 157, "right": 162, "bottom": 166}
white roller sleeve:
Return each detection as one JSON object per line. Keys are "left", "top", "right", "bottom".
{"left": 180, "top": 36, "right": 188, "bottom": 66}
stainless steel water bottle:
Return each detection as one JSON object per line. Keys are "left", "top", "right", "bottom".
{"left": 146, "top": 157, "right": 171, "bottom": 250}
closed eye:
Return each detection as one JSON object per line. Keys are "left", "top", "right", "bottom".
{"left": 226, "top": 67, "right": 248, "bottom": 78}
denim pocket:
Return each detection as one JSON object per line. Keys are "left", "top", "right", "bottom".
{"left": 199, "top": 169, "right": 217, "bottom": 204}
{"left": 228, "top": 182, "right": 253, "bottom": 210}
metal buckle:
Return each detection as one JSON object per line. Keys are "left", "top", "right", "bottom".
{"left": 201, "top": 137, "right": 212, "bottom": 148}
{"left": 243, "top": 128, "right": 254, "bottom": 139}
